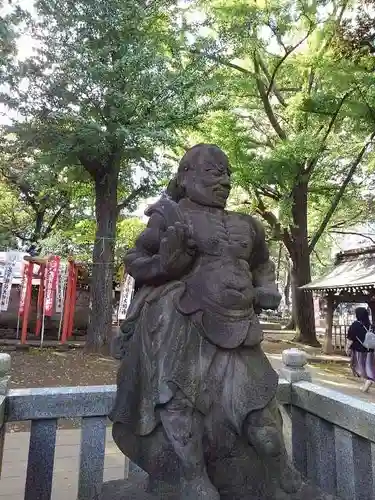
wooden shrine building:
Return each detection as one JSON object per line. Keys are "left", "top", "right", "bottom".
{"left": 302, "top": 246, "right": 375, "bottom": 354}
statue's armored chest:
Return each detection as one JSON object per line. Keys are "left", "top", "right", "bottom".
{"left": 182, "top": 209, "right": 255, "bottom": 259}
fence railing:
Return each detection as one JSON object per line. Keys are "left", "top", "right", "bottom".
{"left": 6, "top": 385, "right": 117, "bottom": 500}
{"left": 1, "top": 351, "right": 375, "bottom": 500}
{"left": 285, "top": 382, "right": 375, "bottom": 499}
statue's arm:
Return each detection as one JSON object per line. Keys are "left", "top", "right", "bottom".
{"left": 249, "top": 217, "right": 281, "bottom": 310}
{"left": 124, "top": 213, "right": 168, "bottom": 285}
{"left": 125, "top": 213, "right": 196, "bottom": 286}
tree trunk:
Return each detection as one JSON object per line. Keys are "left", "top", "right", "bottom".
{"left": 284, "top": 267, "right": 291, "bottom": 309}
{"left": 276, "top": 242, "right": 282, "bottom": 282}
{"left": 323, "top": 294, "right": 335, "bottom": 354}
{"left": 282, "top": 261, "right": 296, "bottom": 330}
{"left": 290, "top": 271, "right": 297, "bottom": 329}
{"left": 86, "top": 168, "right": 119, "bottom": 352}
{"left": 290, "top": 182, "right": 319, "bottom": 346}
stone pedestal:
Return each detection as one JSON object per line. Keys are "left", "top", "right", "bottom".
{"left": 98, "top": 477, "right": 336, "bottom": 500}
{"left": 98, "top": 476, "right": 178, "bottom": 499}
{"left": 280, "top": 348, "right": 312, "bottom": 383}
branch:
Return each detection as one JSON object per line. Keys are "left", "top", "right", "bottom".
{"left": 117, "top": 182, "right": 150, "bottom": 213}
{"left": 266, "top": 24, "right": 315, "bottom": 101}
{"left": 190, "top": 49, "right": 256, "bottom": 77}
{"left": 254, "top": 196, "right": 280, "bottom": 230}
{"left": 164, "top": 154, "right": 180, "bottom": 162}
{"left": 305, "top": 91, "right": 352, "bottom": 177}
{"left": 267, "top": 20, "right": 288, "bottom": 53}
{"left": 307, "top": 68, "right": 315, "bottom": 94}
{"left": 318, "top": 0, "right": 350, "bottom": 55}
{"left": 279, "top": 87, "right": 302, "bottom": 92}
{"left": 329, "top": 231, "right": 375, "bottom": 244}
{"left": 308, "top": 131, "right": 375, "bottom": 253}
{"left": 253, "top": 54, "right": 287, "bottom": 140}
{"left": 246, "top": 137, "right": 274, "bottom": 149}
{"left": 312, "top": 248, "right": 325, "bottom": 267}
{"left": 78, "top": 155, "right": 104, "bottom": 179}
{"left": 42, "top": 202, "right": 69, "bottom": 239}
{"left": 1, "top": 168, "right": 40, "bottom": 212}
{"left": 252, "top": 191, "right": 293, "bottom": 253}
{"left": 8, "top": 228, "right": 29, "bottom": 242}
{"left": 257, "top": 55, "right": 286, "bottom": 106}
{"left": 329, "top": 211, "right": 364, "bottom": 229}
{"left": 242, "top": 115, "right": 275, "bottom": 147}
{"left": 255, "top": 185, "right": 281, "bottom": 201}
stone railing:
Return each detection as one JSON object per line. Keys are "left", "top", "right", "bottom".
{"left": 0, "top": 351, "right": 374, "bottom": 500}
{"left": 0, "top": 353, "right": 10, "bottom": 479}
{"left": 280, "top": 349, "right": 375, "bottom": 500}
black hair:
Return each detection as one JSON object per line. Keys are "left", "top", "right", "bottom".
{"left": 355, "top": 307, "right": 371, "bottom": 329}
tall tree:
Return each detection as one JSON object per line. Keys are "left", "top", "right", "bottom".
{"left": 187, "top": 0, "right": 375, "bottom": 344}
{"left": 1, "top": 0, "right": 221, "bottom": 350}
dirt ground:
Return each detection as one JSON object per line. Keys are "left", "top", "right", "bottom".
{"left": 1, "top": 347, "right": 120, "bottom": 432}
{"left": 1, "top": 335, "right": 354, "bottom": 431}
{"left": 1, "top": 334, "right": 351, "bottom": 391}
{"left": 3, "top": 348, "right": 119, "bottom": 389}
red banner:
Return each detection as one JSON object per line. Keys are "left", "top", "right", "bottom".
{"left": 18, "top": 263, "right": 28, "bottom": 316}
{"left": 44, "top": 256, "right": 60, "bottom": 317}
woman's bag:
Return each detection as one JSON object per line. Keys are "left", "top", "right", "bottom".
{"left": 357, "top": 322, "right": 375, "bottom": 349}
{"left": 363, "top": 328, "right": 375, "bottom": 349}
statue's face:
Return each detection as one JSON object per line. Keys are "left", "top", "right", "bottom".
{"left": 183, "top": 149, "right": 231, "bottom": 208}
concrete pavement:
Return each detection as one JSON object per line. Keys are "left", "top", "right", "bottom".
{"left": 0, "top": 428, "right": 127, "bottom": 500}
{"left": 268, "top": 352, "right": 375, "bottom": 404}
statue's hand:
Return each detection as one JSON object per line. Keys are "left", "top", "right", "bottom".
{"left": 254, "top": 287, "right": 281, "bottom": 311}
{"left": 159, "top": 222, "right": 196, "bottom": 277}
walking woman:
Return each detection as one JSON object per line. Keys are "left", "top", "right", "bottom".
{"left": 346, "top": 307, "right": 375, "bottom": 393}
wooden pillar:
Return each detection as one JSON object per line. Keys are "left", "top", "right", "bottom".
{"left": 20, "top": 262, "right": 34, "bottom": 345}
{"left": 67, "top": 264, "right": 77, "bottom": 339}
{"left": 35, "top": 264, "right": 45, "bottom": 337}
{"left": 60, "top": 261, "right": 73, "bottom": 344}
{"left": 323, "top": 293, "right": 335, "bottom": 354}
{"left": 368, "top": 301, "right": 375, "bottom": 327}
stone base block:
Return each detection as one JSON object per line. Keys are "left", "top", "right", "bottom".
{"left": 98, "top": 477, "right": 178, "bottom": 500}
{"left": 98, "top": 477, "right": 336, "bottom": 500}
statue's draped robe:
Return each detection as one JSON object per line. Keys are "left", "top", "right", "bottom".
{"left": 110, "top": 199, "right": 279, "bottom": 437}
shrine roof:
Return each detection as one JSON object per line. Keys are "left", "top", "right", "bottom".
{"left": 302, "top": 246, "right": 375, "bottom": 292}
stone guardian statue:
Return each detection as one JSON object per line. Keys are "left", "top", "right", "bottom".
{"left": 109, "top": 144, "right": 335, "bottom": 500}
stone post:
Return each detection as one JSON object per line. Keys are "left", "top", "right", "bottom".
{"left": 0, "top": 353, "right": 11, "bottom": 477}
{"left": 0, "top": 353, "right": 11, "bottom": 396}
{"left": 280, "top": 348, "right": 311, "bottom": 383}
{"left": 279, "top": 349, "right": 311, "bottom": 460}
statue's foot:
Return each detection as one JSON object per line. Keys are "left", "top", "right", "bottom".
{"left": 181, "top": 475, "right": 220, "bottom": 500}
{"left": 266, "top": 458, "right": 302, "bottom": 499}
{"left": 279, "top": 462, "right": 302, "bottom": 494}
{"left": 273, "top": 487, "right": 292, "bottom": 500}
{"left": 274, "top": 479, "right": 337, "bottom": 500}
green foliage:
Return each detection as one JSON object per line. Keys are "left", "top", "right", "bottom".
{"left": 0, "top": 181, "right": 24, "bottom": 249}
{"left": 39, "top": 215, "right": 146, "bottom": 281}
{"left": 188, "top": 0, "right": 375, "bottom": 247}
{"left": 0, "top": 148, "right": 93, "bottom": 248}
{"left": 1, "top": 0, "right": 222, "bottom": 180}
